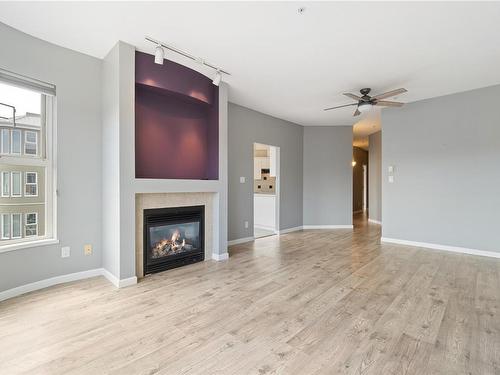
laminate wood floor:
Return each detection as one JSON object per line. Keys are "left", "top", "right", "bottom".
{"left": 1, "top": 215, "right": 499, "bottom": 374}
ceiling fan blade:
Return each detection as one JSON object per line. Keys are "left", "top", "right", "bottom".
{"left": 372, "top": 88, "right": 407, "bottom": 100}
{"left": 343, "top": 93, "right": 363, "bottom": 101}
{"left": 353, "top": 108, "right": 361, "bottom": 116}
{"left": 324, "top": 103, "right": 357, "bottom": 111}
{"left": 374, "top": 100, "right": 404, "bottom": 107}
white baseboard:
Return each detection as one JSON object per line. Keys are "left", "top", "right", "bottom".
{"left": 228, "top": 237, "right": 254, "bottom": 246}
{"left": 303, "top": 225, "right": 354, "bottom": 230}
{"left": 278, "top": 226, "right": 303, "bottom": 235}
{"left": 380, "top": 237, "right": 500, "bottom": 259}
{"left": 212, "top": 252, "right": 229, "bottom": 261}
{"left": 368, "top": 218, "right": 382, "bottom": 225}
{"left": 101, "top": 268, "right": 137, "bottom": 288}
{"left": 254, "top": 224, "right": 276, "bottom": 232}
{"left": 0, "top": 268, "right": 138, "bottom": 302}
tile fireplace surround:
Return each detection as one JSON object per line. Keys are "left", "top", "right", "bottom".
{"left": 135, "top": 192, "right": 215, "bottom": 278}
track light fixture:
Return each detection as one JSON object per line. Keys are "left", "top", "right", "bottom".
{"left": 146, "top": 36, "right": 230, "bottom": 85}
{"left": 212, "top": 70, "right": 222, "bottom": 86}
{"left": 154, "top": 45, "right": 164, "bottom": 65}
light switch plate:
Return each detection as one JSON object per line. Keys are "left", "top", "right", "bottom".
{"left": 388, "top": 166, "right": 394, "bottom": 173}
{"left": 61, "top": 246, "right": 70, "bottom": 258}
{"left": 244, "top": 221, "right": 249, "bottom": 229}
{"left": 388, "top": 175, "right": 394, "bottom": 183}
{"left": 240, "top": 176, "right": 246, "bottom": 183}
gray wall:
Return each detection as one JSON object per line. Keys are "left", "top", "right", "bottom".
{"left": 382, "top": 85, "right": 500, "bottom": 253}
{"left": 352, "top": 147, "right": 368, "bottom": 213}
{"left": 228, "top": 103, "right": 303, "bottom": 240}
{"left": 368, "top": 131, "right": 382, "bottom": 222}
{"left": 303, "top": 126, "right": 353, "bottom": 226}
{"left": 0, "top": 23, "right": 102, "bottom": 291}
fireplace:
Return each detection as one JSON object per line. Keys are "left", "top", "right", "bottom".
{"left": 143, "top": 205, "right": 204, "bottom": 274}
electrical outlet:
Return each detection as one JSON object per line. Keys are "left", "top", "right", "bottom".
{"left": 61, "top": 246, "right": 70, "bottom": 258}
{"left": 240, "top": 176, "right": 246, "bottom": 183}
{"left": 244, "top": 221, "right": 249, "bottom": 229}
{"left": 84, "top": 244, "right": 92, "bottom": 256}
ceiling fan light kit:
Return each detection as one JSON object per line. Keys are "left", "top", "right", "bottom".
{"left": 324, "top": 87, "right": 407, "bottom": 116}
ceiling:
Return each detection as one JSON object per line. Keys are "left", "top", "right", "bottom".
{"left": 1, "top": 2, "right": 499, "bottom": 130}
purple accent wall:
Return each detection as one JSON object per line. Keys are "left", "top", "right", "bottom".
{"left": 135, "top": 51, "right": 219, "bottom": 180}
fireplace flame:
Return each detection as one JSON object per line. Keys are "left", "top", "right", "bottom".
{"left": 151, "top": 228, "right": 194, "bottom": 259}
{"left": 171, "top": 229, "right": 181, "bottom": 242}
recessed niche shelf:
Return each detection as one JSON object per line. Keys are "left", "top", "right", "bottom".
{"left": 135, "top": 51, "right": 218, "bottom": 180}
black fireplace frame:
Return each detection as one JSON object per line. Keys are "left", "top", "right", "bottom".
{"left": 143, "top": 205, "right": 204, "bottom": 275}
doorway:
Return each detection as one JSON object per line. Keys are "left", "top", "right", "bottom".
{"left": 253, "top": 143, "right": 280, "bottom": 239}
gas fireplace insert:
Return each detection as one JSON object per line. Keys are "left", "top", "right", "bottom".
{"left": 143, "top": 205, "right": 204, "bottom": 275}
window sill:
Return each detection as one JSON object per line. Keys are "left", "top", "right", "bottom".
{"left": 0, "top": 238, "right": 59, "bottom": 253}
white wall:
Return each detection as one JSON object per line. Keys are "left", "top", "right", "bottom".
{"left": 0, "top": 22, "right": 102, "bottom": 292}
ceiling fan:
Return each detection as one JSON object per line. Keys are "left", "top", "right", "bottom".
{"left": 324, "top": 87, "right": 407, "bottom": 116}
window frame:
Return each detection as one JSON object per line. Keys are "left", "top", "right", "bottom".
{"left": 25, "top": 212, "right": 38, "bottom": 237}
{"left": 1, "top": 171, "right": 10, "bottom": 197}
{"left": 0, "top": 72, "right": 58, "bottom": 252}
{"left": 24, "top": 171, "right": 38, "bottom": 197}
{"left": 1, "top": 128, "right": 10, "bottom": 154}
{"left": 24, "top": 130, "right": 38, "bottom": 156}
{"left": 10, "top": 171, "right": 22, "bottom": 197}
{"left": 1, "top": 214, "right": 10, "bottom": 239}
{"left": 11, "top": 213, "right": 22, "bottom": 239}
{"left": 10, "top": 129, "right": 21, "bottom": 155}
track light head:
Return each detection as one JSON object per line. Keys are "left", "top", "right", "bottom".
{"left": 212, "top": 70, "right": 222, "bottom": 86}
{"left": 154, "top": 45, "right": 164, "bottom": 65}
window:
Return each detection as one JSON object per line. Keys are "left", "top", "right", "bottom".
{"left": 1, "top": 171, "right": 9, "bottom": 197}
{"left": 11, "top": 213, "right": 21, "bottom": 239}
{"left": 11, "top": 129, "right": 21, "bottom": 155}
{"left": 1, "top": 129, "right": 9, "bottom": 154}
{"left": 25, "top": 172, "right": 37, "bottom": 196}
{"left": 24, "top": 131, "right": 37, "bottom": 155}
{"left": 1, "top": 214, "right": 10, "bottom": 239}
{"left": 0, "top": 71, "right": 56, "bottom": 250}
{"left": 11, "top": 171, "right": 22, "bottom": 197}
{"left": 25, "top": 213, "right": 37, "bottom": 237}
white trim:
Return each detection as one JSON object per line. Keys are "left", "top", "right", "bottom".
{"left": 10, "top": 129, "right": 21, "bottom": 155}
{"left": 368, "top": 218, "right": 382, "bottom": 225}
{"left": 303, "top": 225, "right": 354, "bottom": 229}
{"left": 0, "top": 237, "right": 59, "bottom": 253}
{"left": 380, "top": 237, "right": 500, "bottom": 259}
{"left": 0, "top": 128, "right": 10, "bottom": 154}
{"left": 212, "top": 252, "right": 229, "bottom": 261}
{"left": 0, "top": 268, "right": 102, "bottom": 302}
{"left": 25, "top": 212, "right": 38, "bottom": 237}
{"left": 99, "top": 268, "right": 137, "bottom": 288}
{"left": 0, "top": 268, "right": 138, "bottom": 301}
{"left": 228, "top": 236, "right": 254, "bottom": 246}
{"left": 11, "top": 213, "right": 22, "bottom": 238}
{"left": 24, "top": 130, "right": 38, "bottom": 156}
{"left": 1, "top": 171, "right": 9, "bottom": 197}
{"left": 10, "top": 171, "right": 22, "bottom": 197}
{"left": 277, "top": 226, "right": 303, "bottom": 234}
{"left": 254, "top": 224, "right": 275, "bottom": 232}
{"left": 24, "top": 171, "right": 38, "bottom": 197}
